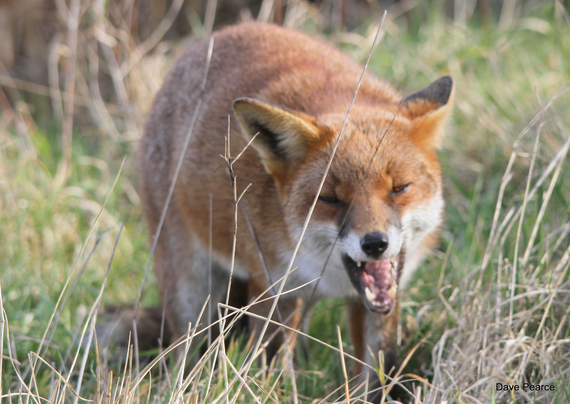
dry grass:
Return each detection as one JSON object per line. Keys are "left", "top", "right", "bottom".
{"left": 1, "top": 1, "right": 570, "bottom": 403}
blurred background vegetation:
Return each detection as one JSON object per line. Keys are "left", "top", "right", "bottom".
{"left": 1, "top": 0, "right": 570, "bottom": 402}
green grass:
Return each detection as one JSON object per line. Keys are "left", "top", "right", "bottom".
{"left": 1, "top": 1, "right": 570, "bottom": 403}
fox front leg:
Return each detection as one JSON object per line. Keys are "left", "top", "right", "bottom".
{"left": 348, "top": 299, "right": 398, "bottom": 402}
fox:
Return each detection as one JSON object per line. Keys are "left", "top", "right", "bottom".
{"left": 137, "top": 21, "right": 453, "bottom": 392}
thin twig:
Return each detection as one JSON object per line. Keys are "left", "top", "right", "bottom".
{"left": 132, "top": 35, "right": 215, "bottom": 337}
{"left": 72, "top": 223, "right": 124, "bottom": 404}
{"left": 299, "top": 10, "right": 393, "bottom": 327}
{"left": 0, "top": 267, "right": 4, "bottom": 401}
{"left": 120, "top": 0, "right": 184, "bottom": 77}
{"left": 204, "top": 0, "right": 219, "bottom": 35}
{"left": 521, "top": 136, "right": 570, "bottom": 265}
{"left": 337, "top": 326, "right": 351, "bottom": 404}
{"left": 508, "top": 118, "right": 542, "bottom": 329}
{"left": 56, "top": 0, "right": 81, "bottom": 184}
{"left": 231, "top": 13, "right": 389, "bottom": 392}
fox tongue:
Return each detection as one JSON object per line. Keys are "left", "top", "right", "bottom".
{"left": 361, "top": 258, "right": 397, "bottom": 312}
{"left": 364, "top": 259, "right": 394, "bottom": 288}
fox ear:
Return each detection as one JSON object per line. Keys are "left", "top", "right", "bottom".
{"left": 233, "top": 98, "right": 319, "bottom": 177}
{"left": 402, "top": 76, "right": 454, "bottom": 148}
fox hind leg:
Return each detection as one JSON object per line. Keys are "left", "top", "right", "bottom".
{"left": 153, "top": 216, "right": 231, "bottom": 364}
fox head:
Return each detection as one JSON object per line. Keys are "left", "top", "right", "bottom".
{"left": 234, "top": 76, "right": 454, "bottom": 314}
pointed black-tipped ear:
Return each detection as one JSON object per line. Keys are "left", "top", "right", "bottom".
{"left": 402, "top": 76, "right": 454, "bottom": 148}
{"left": 233, "top": 98, "right": 319, "bottom": 177}
{"left": 403, "top": 76, "right": 453, "bottom": 109}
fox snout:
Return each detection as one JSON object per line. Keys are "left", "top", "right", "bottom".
{"left": 340, "top": 227, "right": 402, "bottom": 315}
{"left": 360, "top": 231, "right": 389, "bottom": 259}
{"left": 341, "top": 226, "right": 403, "bottom": 264}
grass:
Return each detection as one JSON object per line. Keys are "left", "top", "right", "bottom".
{"left": 1, "top": 1, "right": 570, "bottom": 403}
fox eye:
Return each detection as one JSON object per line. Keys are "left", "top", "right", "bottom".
{"left": 392, "top": 183, "right": 411, "bottom": 195}
{"left": 318, "top": 195, "right": 342, "bottom": 205}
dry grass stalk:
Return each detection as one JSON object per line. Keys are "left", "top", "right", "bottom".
{"left": 57, "top": 0, "right": 81, "bottom": 184}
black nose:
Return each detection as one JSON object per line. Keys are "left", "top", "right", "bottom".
{"left": 360, "top": 232, "right": 389, "bottom": 258}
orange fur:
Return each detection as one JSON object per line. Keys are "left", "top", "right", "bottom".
{"left": 138, "top": 22, "right": 453, "bottom": 397}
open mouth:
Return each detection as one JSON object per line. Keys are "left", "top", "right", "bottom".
{"left": 342, "top": 252, "right": 403, "bottom": 314}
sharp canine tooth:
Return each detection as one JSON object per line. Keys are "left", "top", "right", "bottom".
{"left": 357, "top": 261, "right": 362, "bottom": 268}
{"left": 387, "top": 284, "right": 398, "bottom": 299}
{"left": 365, "top": 287, "right": 375, "bottom": 302}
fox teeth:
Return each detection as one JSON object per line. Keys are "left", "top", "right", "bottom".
{"left": 356, "top": 261, "right": 362, "bottom": 268}
{"left": 387, "top": 283, "right": 398, "bottom": 299}
{"left": 365, "top": 287, "right": 375, "bottom": 302}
